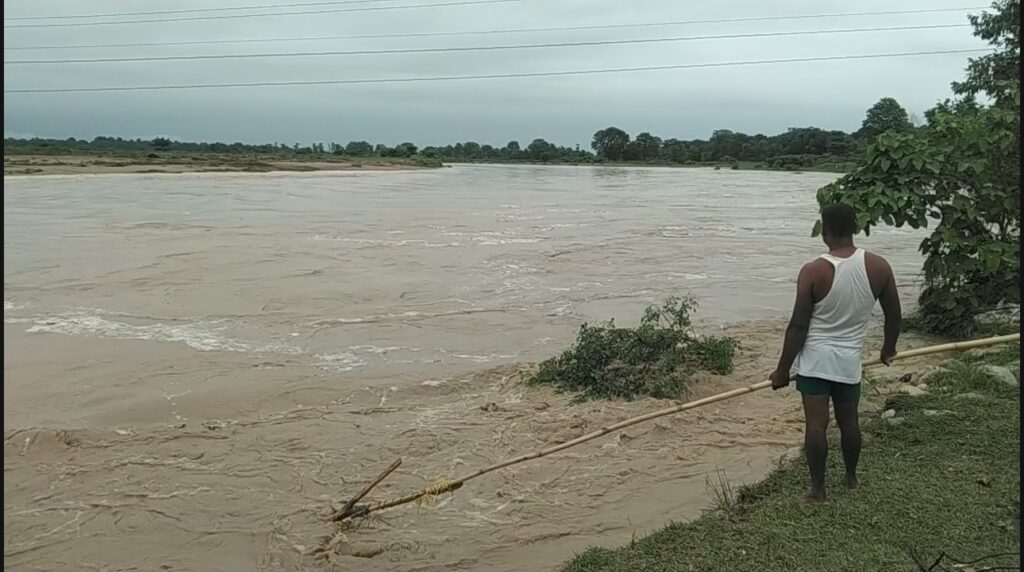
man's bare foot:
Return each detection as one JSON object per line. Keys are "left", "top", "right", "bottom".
{"left": 844, "top": 474, "right": 859, "bottom": 490}
{"left": 803, "top": 490, "right": 826, "bottom": 505}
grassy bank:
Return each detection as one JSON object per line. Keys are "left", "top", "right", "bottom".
{"left": 564, "top": 345, "right": 1021, "bottom": 572}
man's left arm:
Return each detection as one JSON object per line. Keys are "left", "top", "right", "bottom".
{"left": 771, "top": 263, "right": 816, "bottom": 390}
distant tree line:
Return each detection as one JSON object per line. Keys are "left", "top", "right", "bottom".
{"left": 2, "top": 136, "right": 425, "bottom": 159}
{"left": 585, "top": 97, "right": 914, "bottom": 169}
{"left": 420, "top": 139, "right": 595, "bottom": 163}
{"left": 4, "top": 96, "right": 916, "bottom": 170}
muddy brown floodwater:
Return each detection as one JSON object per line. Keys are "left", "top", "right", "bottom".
{"left": 5, "top": 165, "right": 930, "bottom": 571}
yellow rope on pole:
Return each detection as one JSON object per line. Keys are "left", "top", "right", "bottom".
{"left": 416, "top": 479, "right": 459, "bottom": 507}
{"left": 340, "top": 333, "right": 1020, "bottom": 521}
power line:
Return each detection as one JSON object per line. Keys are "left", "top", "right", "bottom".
{"left": 2, "top": 0, "right": 524, "bottom": 29}
{"left": 5, "top": 0, "right": 407, "bottom": 20}
{"left": 4, "top": 49, "right": 988, "bottom": 94}
{"left": 2, "top": 24, "right": 971, "bottom": 66}
{"left": 3, "top": 6, "right": 986, "bottom": 50}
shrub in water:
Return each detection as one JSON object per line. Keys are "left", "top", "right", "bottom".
{"left": 526, "top": 297, "right": 738, "bottom": 401}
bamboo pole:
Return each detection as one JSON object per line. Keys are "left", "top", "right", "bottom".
{"left": 333, "top": 458, "right": 402, "bottom": 521}
{"left": 342, "top": 333, "right": 1020, "bottom": 521}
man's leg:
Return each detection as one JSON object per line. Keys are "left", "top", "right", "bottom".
{"left": 832, "top": 385, "right": 862, "bottom": 489}
{"left": 798, "top": 384, "right": 831, "bottom": 504}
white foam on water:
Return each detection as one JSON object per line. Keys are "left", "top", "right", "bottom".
{"left": 475, "top": 230, "right": 518, "bottom": 236}
{"left": 23, "top": 311, "right": 302, "bottom": 355}
{"left": 662, "top": 272, "right": 711, "bottom": 281}
{"left": 314, "top": 307, "right": 490, "bottom": 326}
{"left": 748, "top": 276, "right": 789, "bottom": 284}
{"left": 349, "top": 344, "right": 419, "bottom": 355}
{"left": 549, "top": 301, "right": 576, "bottom": 316}
{"left": 497, "top": 214, "right": 545, "bottom": 222}
{"left": 486, "top": 261, "right": 540, "bottom": 277}
{"left": 472, "top": 237, "right": 542, "bottom": 245}
{"left": 314, "top": 352, "right": 368, "bottom": 372}
{"left": 320, "top": 310, "right": 424, "bottom": 324}
{"left": 535, "top": 222, "right": 591, "bottom": 232}
{"left": 22, "top": 309, "right": 376, "bottom": 373}
{"left": 498, "top": 277, "right": 540, "bottom": 292}
{"left": 448, "top": 352, "right": 516, "bottom": 363}
{"left": 309, "top": 235, "right": 460, "bottom": 248}
{"left": 874, "top": 226, "right": 923, "bottom": 235}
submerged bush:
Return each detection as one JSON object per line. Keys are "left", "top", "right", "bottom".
{"left": 526, "top": 297, "right": 738, "bottom": 401}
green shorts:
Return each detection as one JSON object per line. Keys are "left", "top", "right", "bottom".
{"left": 795, "top": 375, "right": 861, "bottom": 403}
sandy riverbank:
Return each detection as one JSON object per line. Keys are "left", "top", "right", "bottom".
{"left": 3, "top": 154, "right": 438, "bottom": 176}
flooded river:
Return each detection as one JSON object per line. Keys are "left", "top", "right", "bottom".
{"left": 4, "top": 165, "right": 927, "bottom": 571}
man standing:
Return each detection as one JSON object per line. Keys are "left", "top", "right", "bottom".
{"left": 770, "top": 203, "right": 902, "bottom": 504}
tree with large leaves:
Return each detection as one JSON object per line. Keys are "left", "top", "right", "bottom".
{"left": 816, "top": 0, "right": 1020, "bottom": 336}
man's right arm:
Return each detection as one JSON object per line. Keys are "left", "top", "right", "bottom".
{"left": 770, "top": 262, "right": 817, "bottom": 389}
{"left": 877, "top": 259, "right": 902, "bottom": 365}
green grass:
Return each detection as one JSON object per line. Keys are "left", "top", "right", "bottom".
{"left": 960, "top": 343, "right": 1020, "bottom": 367}
{"left": 563, "top": 351, "right": 1020, "bottom": 572}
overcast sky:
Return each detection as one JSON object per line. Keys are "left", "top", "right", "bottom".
{"left": 3, "top": 0, "right": 989, "bottom": 146}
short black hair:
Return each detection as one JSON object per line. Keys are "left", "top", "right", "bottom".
{"left": 820, "top": 203, "right": 858, "bottom": 237}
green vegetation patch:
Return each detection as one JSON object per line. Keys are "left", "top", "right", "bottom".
{"left": 562, "top": 351, "right": 1021, "bottom": 572}
{"left": 526, "top": 297, "right": 738, "bottom": 401}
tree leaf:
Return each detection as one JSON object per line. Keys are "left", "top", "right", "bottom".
{"left": 984, "top": 252, "right": 1002, "bottom": 273}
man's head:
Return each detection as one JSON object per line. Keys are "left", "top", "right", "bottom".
{"left": 820, "top": 203, "right": 858, "bottom": 246}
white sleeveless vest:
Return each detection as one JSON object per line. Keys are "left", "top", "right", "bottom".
{"left": 792, "top": 248, "right": 877, "bottom": 384}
